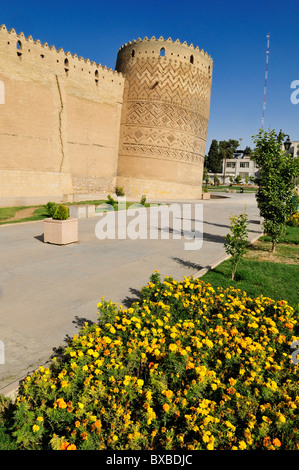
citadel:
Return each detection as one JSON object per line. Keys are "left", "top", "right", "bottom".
{"left": 0, "top": 25, "right": 213, "bottom": 205}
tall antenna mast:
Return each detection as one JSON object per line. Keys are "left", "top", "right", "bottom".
{"left": 262, "top": 33, "right": 270, "bottom": 130}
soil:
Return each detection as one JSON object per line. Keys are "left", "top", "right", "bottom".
{"left": 4, "top": 207, "right": 36, "bottom": 222}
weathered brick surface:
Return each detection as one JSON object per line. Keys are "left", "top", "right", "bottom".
{"left": 0, "top": 27, "right": 212, "bottom": 204}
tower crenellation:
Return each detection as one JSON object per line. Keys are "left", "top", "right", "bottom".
{"left": 115, "top": 36, "right": 213, "bottom": 198}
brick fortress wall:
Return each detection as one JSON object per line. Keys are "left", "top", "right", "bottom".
{"left": 115, "top": 36, "right": 213, "bottom": 199}
{"left": 0, "top": 27, "right": 212, "bottom": 205}
{"left": 0, "top": 25, "right": 124, "bottom": 206}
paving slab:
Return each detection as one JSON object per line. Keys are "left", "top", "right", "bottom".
{"left": 0, "top": 193, "right": 262, "bottom": 396}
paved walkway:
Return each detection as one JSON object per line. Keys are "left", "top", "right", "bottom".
{"left": 0, "top": 193, "right": 262, "bottom": 396}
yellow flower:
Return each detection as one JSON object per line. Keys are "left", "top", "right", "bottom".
{"left": 163, "top": 403, "right": 170, "bottom": 412}
{"left": 239, "top": 441, "right": 247, "bottom": 450}
{"left": 278, "top": 413, "right": 286, "bottom": 423}
{"left": 32, "top": 424, "right": 40, "bottom": 432}
{"left": 36, "top": 416, "right": 43, "bottom": 422}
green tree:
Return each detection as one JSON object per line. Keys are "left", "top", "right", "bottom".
{"left": 244, "top": 146, "right": 253, "bottom": 156}
{"left": 206, "top": 140, "right": 221, "bottom": 173}
{"left": 219, "top": 139, "right": 239, "bottom": 160}
{"left": 224, "top": 212, "right": 249, "bottom": 280}
{"left": 252, "top": 129, "right": 299, "bottom": 252}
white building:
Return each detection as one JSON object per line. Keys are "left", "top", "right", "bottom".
{"left": 207, "top": 154, "right": 259, "bottom": 184}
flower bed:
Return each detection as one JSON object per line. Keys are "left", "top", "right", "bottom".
{"left": 3, "top": 273, "right": 299, "bottom": 450}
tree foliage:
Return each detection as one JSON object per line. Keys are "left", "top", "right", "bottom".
{"left": 224, "top": 212, "right": 249, "bottom": 280}
{"left": 252, "top": 129, "right": 299, "bottom": 252}
{"left": 205, "top": 139, "right": 240, "bottom": 173}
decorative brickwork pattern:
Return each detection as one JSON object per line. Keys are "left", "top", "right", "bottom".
{"left": 116, "top": 37, "right": 213, "bottom": 198}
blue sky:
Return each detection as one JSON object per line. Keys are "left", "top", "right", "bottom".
{"left": 1, "top": 0, "right": 299, "bottom": 153}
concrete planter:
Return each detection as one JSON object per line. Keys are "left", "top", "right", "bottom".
{"left": 202, "top": 192, "right": 210, "bottom": 199}
{"left": 43, "top": 218, "right": 78, "bottom": 245}
{"left": 69, "top": 204, "right": 96, "bottom": 219}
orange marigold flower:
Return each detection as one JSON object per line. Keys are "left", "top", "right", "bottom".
{"left": 60, "top": 442, "right": 70, "bottom": 450}
{"left": 263, "top": 436, "right": 272, "bottom": 447}
{"left": 163, "top": 403, "right": 170, "bottom": 412}
{"left": 56, "top": 398, "right": 67, "bottom": 409}
{"left": 67, "top": 444, "right": 77, "bottom": 450}
{"left": 272, "top": 438, "right": 281, "bottom": 447}
{"left": 81, "top": 432, "right": 88, "bottom": 440}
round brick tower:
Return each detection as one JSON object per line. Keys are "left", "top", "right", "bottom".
{"left": 115, "top": 36, "right": 213, "bottom": 199}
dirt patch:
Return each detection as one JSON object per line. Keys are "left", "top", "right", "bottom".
{"left": 246, "top": 240, "right": 299, "bottom": 265}
{"left": 4, "top": 207, "right": 36, "bottom": 222}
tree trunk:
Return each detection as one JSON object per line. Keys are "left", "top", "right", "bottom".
{"left": 231, "top": 263, "right": 236, "bottom": 281}
{"left": 271, "top": 240, "right": 276, "bottom": 252}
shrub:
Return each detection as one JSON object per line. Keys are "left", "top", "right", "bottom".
{"left": 140, "top": 195, "right": 147, "bottom": 206}
{"left": 107, "top": 195, "right": 116, "bottom": 206}
{"left": 1, "top": 273, "right": 298, "bottom": 450}
{"left": 45, "top": 202, "right": 69, "bottom": 220}
{"left": 287, "top": 213, "right": 299, "bottom": 227}
{"left": 53, "top": 204, "right": 69, "bottom": 220}
{"left": 45, "top": 202, "right": 57, "bottom": 218}
{"left": 115, "top": 187, "right": 125, "bottom": 197}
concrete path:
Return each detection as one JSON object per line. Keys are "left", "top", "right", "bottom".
{"left": 0, "top": 193, "right": 262, "bottom": 396}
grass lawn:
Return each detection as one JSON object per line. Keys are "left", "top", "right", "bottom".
{"left": 260, "top": 225, "right": 299, "bottom": 245}
{"left": 206, "top": 185, "right": 257, "bottom": 193}
{"left": 0, "top": 205, "right": 48, "bottom": 224}
{"left": 0, "top": 200, "right": 153, "bottom": 225}
{"left": 201, "top": 226, "right": 299, "bottom": 310}
{"left": 0, "top": 206, "right": 29, "bottom": 221}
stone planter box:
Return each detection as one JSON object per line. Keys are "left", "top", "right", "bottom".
{"left": 43, "top": 218, "right": 78, "bottom": 245}
{"left": 202, "top": 192, "right": 210, "bottom": 199}
{"left": 69, "top": 205, "right": 87, "bottom": 219}
{"left": 69, "top": 204, "right": 96, "bottom": 219}
{"left": 86, "top": 205, "right": 96, "bottom": 218}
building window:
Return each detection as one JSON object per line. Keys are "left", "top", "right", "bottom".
{"left": 160, "top": 47, "right": 165, "bottom": 57}
{"left": 190, "top": 55, "right": 194, "bottom": 64}
{"left": 131, "top": 49, "right": 135, "bottom": 58}
{"left": 240, "top": 162, "right": 249, "bottom": 168}
{"left": 226, "top": 162, "right": 236, "bottom": 168}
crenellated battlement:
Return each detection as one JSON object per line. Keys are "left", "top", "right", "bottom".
{"left": 116, "top": 35, "right": 212, "bottom": 77}
{"left": 117, "top": 35, "right": 212, "bottom": 59}
{"left": 0, "top": 24, "right": 124, "bottom": 82}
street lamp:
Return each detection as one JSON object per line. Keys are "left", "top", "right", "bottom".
{"left": 283, "top": 135, "right": 292, "bottom": 151}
